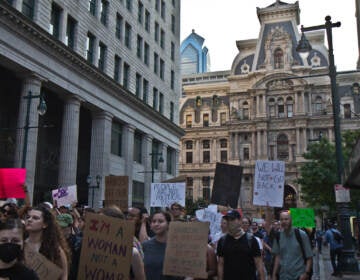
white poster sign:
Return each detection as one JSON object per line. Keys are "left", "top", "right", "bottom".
{"left": 52, "top": 185, "right": 77, "bottom": 207}
{"left": 253, "top": 160, "right": 285, "bottom": 207}
{"left": 334, "top": 184, "right": 351, "bottom": 203}
{"left": 196, "top": 206, "right": 223, "bottom": 243}
{"left": 150, "top": 183, "right": 186, "bottom": 207}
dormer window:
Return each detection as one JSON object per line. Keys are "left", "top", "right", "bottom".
{"left": 274, "top": 48, "right": 284, "bottom": 69}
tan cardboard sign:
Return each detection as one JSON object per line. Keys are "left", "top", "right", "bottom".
{"left": 77, "top": 212, "right": 134, "bottom": 280}
{"left": 24, "top": 250, "right": 63, "bottom": 280}
{"left": 163, "top": 221, "right": 209, "bottom": 278}
{"left": 105, "top": 176, "right": 128, "bottom": 210}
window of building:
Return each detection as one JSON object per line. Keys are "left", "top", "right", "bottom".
{"left": 171, "top": 14, "right": 175, "bottom": 34}
{"left": 66, "top": 16, "right": 76, "bottom": 49}
{"left": 161, "top": 0, "right": 165, "bottom": 19}
{"left": 111, "top": 122, "right": 122, "bottom": 156}
{"left": 185, "top": 140, "right": 193, "bottom": 149}
{"left": 154, "top": 22, "right": 159, "bottom": 42}
{"left": 125, "top": 22, "right": 132, "bottom": 49}
{"left": 286, "top": 97, "right": 293, "bottom": 118}
{"left": 166, "top": 147, "right": 174, "bottom": 175}
{"left": 203, "top": 151, "right": 210, "bottom": 163}
{"left": 153, "top": 87, "right": 158, "bottom": 109}
{"left": 98, "top": 42, "right": 107, "bottom": 71}
{"left": 220, "top": 112, "right": 226, "bottom": 125}
{"left": 159, "top": 92, "right": 164, "bottom": 114}
{"left": 133, "top": 132, "right": 142, "bottom": 163}
{"left": 50, "top": 3, "right": 61, "bottom": 39}
{"left": 86, "top": 32, "right": 96, "bottom": 64}
{"left": 314, "top": 96, "right": 322, "bottom": 113}
{"left": 186, "top": 152, "right": 193, "bottom": 164}
{"left": 145, "top": 9, "right": 150, "bottom": 32}
{"left": 269, "top": 98, "right": 275, "bottom": 118}
{"left": 170, "top": 102, "right": 174, "bottom": 121}
{"left": 153, "top": 52, "right": 159, "bottom": 74}
{"left": 243, "top": 147, "right": 249, "bottom": 160}
{"left": 137, "top": 1, "right": 143, "bottom": 24}
{"left": 203, "top": 140, "right": 210, "bottom": 149}
{"left": 132, "top": 181, "right": 144, "bottom": 207}
{"left": 100, "top": 0, "right": 109, "bottom": 26}
{"left": 88, "top": 0, "right": 96, "bottom": 16}
{"left": 171, "top": 70, "right": 175, "bottom": 90}
{"left": 152, "top": 141, "right": 161, "bottom": 169}
{"left": 136, "top": 35, "right": 143, "bottom": 59}
{"left": 115, "top": 13, "right": 123, "bottom": 40}
{"left": 114, "top": 55, "right": 121, "bottom": 82}
{"left": 126, "top": 0, "right": 132, "bottom": 12}
{"left": 344, "top": 104, "right": 351, "bottom": 119}
{"left": 22, "top": 0, "right": 35, "bottom": 19}
{"left": 123, "top": 62, "right": 130, "bottom": 89}
{"left": 220, "top": 139, "right": 227, "bottom": 148}
{"left": 171, "top": 42, "right": 175, "bottom": 61}
{"left": 220, "top": 150, "right": 227, "bottom": 162}
{"left": 274, "top": 48, "right": 284, "bottom": 69}
{"left": 186, "top": 115, "right": 192, "bottom": 128}
{"left": 144, "top": 42, "right": 149, "bottom": 65}
{"left": 202, "top": 176, "right": 210, "bottom": 187}
{"left": 203, "top": 114, "right": 209, "bottom": 127}
{"left": 160, "top": 29, "right": 165, "bottom": 49}
{"left": 155, "top": 0, "right": 160, "bottom": 11}
{"left": 242, "top": 101, "right": 249, "bottom": 120}
{"left": 136, "top": 73, "right": 142, "bottom": 98}
{"left": 160, "top": 59, "right": 165, "bottom": 79}
{"left": 278, "top": 98, "right": 285, "bottom": 118}
{"left": 203, "top": 187, "right": 210, "bottom": 200}
{"left": 142, "top": 78, "right": 148, "bottom": 103}
{"left": 277, "top": 134, "right": 289, "bottom": 160}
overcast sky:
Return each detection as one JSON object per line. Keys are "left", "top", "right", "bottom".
{"left": 180, "top": 0, "right": 358, "bottom": 72}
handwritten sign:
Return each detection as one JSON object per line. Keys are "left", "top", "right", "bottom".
{"left": 77, "top": 212, "right": 134, "bottom": 280}
{"left": 150, "top": 183, "right": 185, "bottom": 207}
{"left": 290, "top": 208, "right": 315, "bottom": 228}
{"left": 52, "top": 185, "right": 77, "bottom": 207}
{"left": 163, "top": 222, "right": 209, "bottom": 278}
{"left": 24, "top": 250, "right": 63, "bottom": 280}
{"left": 196, "top": 206, "right": 223, "bottom": 243}
{"left": 334, "top": 184, "right": 351, "bottom": 203}
{"left": 253, "top": 160, "right": 285, "bottom": 207}
{"left": 105, "top": 176, "right": 129, "bottom": 210}
{"left": 0, "top": 168, "right": 26, "bottom": 199}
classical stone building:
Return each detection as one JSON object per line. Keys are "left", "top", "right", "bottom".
{"left": 179, "top": 0, "right": 360, "bottom": 217}
{"left": 0, "top": 0, "right": 183, "bottom": 208}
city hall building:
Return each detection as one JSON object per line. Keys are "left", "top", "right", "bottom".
{"left": 179, "top": 1, "right": 360, "bottom": 217}
{"left": 0, "top": 0, "right": 183, "bottom": 208}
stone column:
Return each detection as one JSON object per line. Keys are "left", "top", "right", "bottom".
{"left": 264, "top": 131, "right": 268, "bottom": 159}
{"left": 252, "top": 132, "right": 256, "bottom": 158}
{"left": 195, "top": 139, "right": 200, "bottom": 163}
{"left": 295, "top": 92, "right": 299, "bottom": 114}
{"left": 257, "top": 131, "right": 261, "bottom": 158}
{"left": 89, "top": 111, "right": 113, "bottom": 209}
{"left": 296, "top": 128, "right": 300, "bottom": 154}
{"left": 59, "top": 9, "right": 67, "bottom": 44}
{"left": 234, "top": 133, "right": 239, "bottom": 159}
{"left": 262, "top": 95, "right": 266, "bottom": 117}
{"left": 14, "top": 74, "right": 44, "bottom": 202}
{"left": 161, "top": 143, "right": 168, "bottom": 182}
{"left": 58, "top": 96, "right": 81, "bottom": 187}
{"left": 302, "top": 128, "right": 307, "bottom": 153}
{"left": 212, "top": 138, "right": 217, "bottom": 162}
{"left": 175, "top": 149, "right": 180, "bottom": 177}
{"left": 256, "top": 95, "right": 260, "bottom": 117}
{"left": 143, "top": 134, "right": 153, "bottom": 210}
{"left": 124, "top": 124, "right": 135, "bottom": 206}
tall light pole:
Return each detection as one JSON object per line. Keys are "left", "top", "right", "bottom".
{"left": 22, "top": 90, "right": 47, "bottom": 168}
{"left": 297, "top": 16, "right": 359, "bottom": 272}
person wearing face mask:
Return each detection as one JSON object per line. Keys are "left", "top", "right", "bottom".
{"left": 0, "top": 218, "right": 39, "bottom": 279}
{"left": 217, "top": 210, "right": 265, "bottom": 280}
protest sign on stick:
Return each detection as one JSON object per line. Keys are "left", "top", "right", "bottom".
{"left": 52, "top": 185, "right": 77, "bottom": 207}
{"left": 105, "top": 176, "right": 129, "bottom": 210}
{"left": 290, "top": 208, "right": 315, "bottom": 228}
{"left": 163, "top": 221, "right": 209, "bottom": 279}
{"left": 25, "top": 250, "right": 62, "bottom": 280}
{"left": 253, "top": 160, "right": 285, "bottom": 207}
{"left": 150, "top": 183, "right": 185, "bottom": 207}
{"left": 77, "top": 212, "right": 134, "bottom": 280}
{"left": 0, "top": 168, "right": 26, "bottom": 199}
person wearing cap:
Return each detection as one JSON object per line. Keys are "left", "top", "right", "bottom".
{"left": 217, "top": 210, "right": 265, "bottom": 280}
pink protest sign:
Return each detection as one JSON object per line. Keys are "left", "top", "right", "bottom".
{"left": 0, "top": 168, "right": 26, "bottom": 199}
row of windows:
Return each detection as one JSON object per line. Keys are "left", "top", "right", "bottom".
{"left": 185, "top": 139, "right": 228, "bottom": 164}
{"left": 185, "top": 112, "right": 227, "bottom": 128}
{"left": 111, "top": 122, "right": 176, "bottom": 175}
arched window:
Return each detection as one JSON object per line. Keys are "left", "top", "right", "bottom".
{"left": 286, "top": 96, "right": 293, "bottom": 117}
{"left": 268, "top": 98, "right": 275, "bottom": 117}
{"left": 277, "top": 97, "right": 285, "bottom": 118}
{"left": 274, "top": 48, "right": 284, "bottom": 69}
{"left": 243, "top": 101, "right": 249, "bottom": 120}
{"left": 277, "top": 134, "right": 289, "bottom": 160}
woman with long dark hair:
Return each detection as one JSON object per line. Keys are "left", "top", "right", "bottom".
{"left": 24, "top": 205, "right": 70, "bottom": 280}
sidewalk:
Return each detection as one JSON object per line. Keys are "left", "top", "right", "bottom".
{"left": 317, "top": 247, "right": 360, "bottom": 280}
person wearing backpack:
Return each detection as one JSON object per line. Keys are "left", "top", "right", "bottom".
{"left": 272, "top": 210, "right": 313, "bottom": 280}
{"left": 325, "top": 222, "right": 343, "bottom": 276}
{"left": 216, "top": 210, "right": 265, "bottom": 280}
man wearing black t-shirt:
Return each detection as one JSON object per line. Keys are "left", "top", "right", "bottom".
{"left": 217, "top": 210, "right": 265, "bottom": 280}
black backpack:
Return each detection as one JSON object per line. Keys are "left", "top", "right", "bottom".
{"left": 275, "top": 228, "right": 313, "bottom": 278}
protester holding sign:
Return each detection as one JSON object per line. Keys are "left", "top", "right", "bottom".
{"left": 24, "top": 205, "right": 70, "bottom": 280}
{"left": 0, "top": 218, "right": 39, "bottom": 279}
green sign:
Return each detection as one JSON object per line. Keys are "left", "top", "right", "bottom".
{"left": 290, "top": 208, "right": 315, "bottom": 228}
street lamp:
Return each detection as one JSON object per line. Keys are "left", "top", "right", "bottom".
{"left": 21, "top": 90, "right": 47, "bottom": 168}
{"left": 149, "top": 152, "right": 164, "bottom": 183}
{"left": 86, "top": 174, "right": 102, "bottom": 208}
{"left": 297, "top": 16, "right": 359, "bottom": 272}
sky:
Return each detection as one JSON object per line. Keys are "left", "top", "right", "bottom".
{"left": 180, "top": 0, "right": 358, "bottom": 72}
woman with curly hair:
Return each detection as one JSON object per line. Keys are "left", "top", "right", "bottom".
{"left": 24, "top": 205, "right": 70, "bottom": 280}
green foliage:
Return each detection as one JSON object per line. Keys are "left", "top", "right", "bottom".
{"left": 185, "top": 197, "right": 209, "bottom": 216}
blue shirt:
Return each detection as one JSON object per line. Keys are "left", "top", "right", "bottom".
{"left": 325, "top": 228, "right": 343, "bottom": 250}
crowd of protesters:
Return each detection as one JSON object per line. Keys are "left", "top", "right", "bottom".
{"left": 0, "top": 190, "right": 345, "bottom": 280}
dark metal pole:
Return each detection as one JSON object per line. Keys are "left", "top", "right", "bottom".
{"left": 21, "top": 91, "right": 32, "bottom": 168}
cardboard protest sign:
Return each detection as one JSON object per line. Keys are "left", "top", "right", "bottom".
{"left": 77, "top": 212, "right": 134, "bottom": 280}
{"left": 211, "top": 163, "right": 243, "bottom": 208}
{"left": 150, "top": 183, "right": 185, "bottom": 207}
{"left": 163, "top": 221, "right": 209, "bottom": 278}
{"left": 0, "top": 168, "right": 26, "bottom": 198}
{"left": 52, "top": 185, "right": 77, "bottom": 207}
{"left": 24, "top": 250, "right": 63, "bottom": 280}
{"left": 105, "top": 176, "right": 129, "bottom": 210}
{"left": 290, "top": 208, "right": 315, "bottom": 228}
{"left": 253, "top": 160, "right": 285, "bottom": 207}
